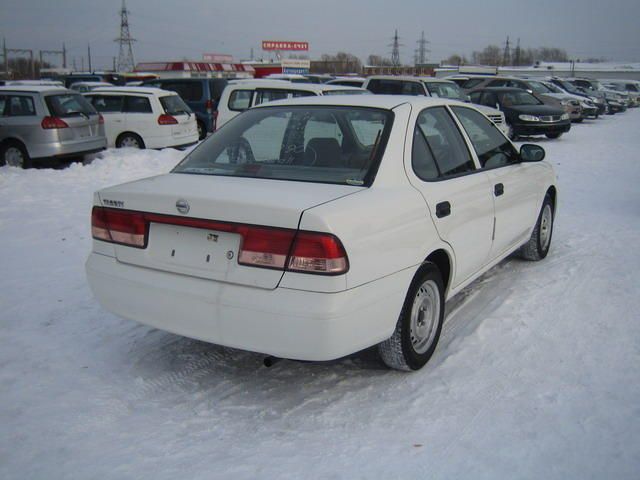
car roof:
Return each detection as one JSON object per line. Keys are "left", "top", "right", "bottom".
{"left": 226, "top": 79, "right": 364, "bottom": 93}
{"left": 88, "top": 86, "right": 174, "bottom": 96}
{"left": 253, "top": 94, "right": 468, "bottom": 110}
{"left": 0, "top": 85, "right": 69, "bottom": 94}
{"left": 72, "top": 81, "right": 112, "bottom": 86}
{"left": 366, "top": 75, "right": 435, "bottom": 82}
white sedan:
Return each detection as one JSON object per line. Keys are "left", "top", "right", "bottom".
{"left": 86, "top": 96, "right": 557, "bottom": 371}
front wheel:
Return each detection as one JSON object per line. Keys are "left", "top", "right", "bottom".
{"left": 520, "top": 194, "right": 554, "bottom": 261}
{"left": 546, "top": 132, "right": 562, "bottom": 139}
{"left": 507, "top": 124, "right": 518, "bottom": 141}
{"left": 378, "top": 264, "right": 445, "bottom": 371}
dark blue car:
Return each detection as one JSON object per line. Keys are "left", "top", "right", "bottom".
{"left": 141, "top": 78, "right": 229, "bottom": 139}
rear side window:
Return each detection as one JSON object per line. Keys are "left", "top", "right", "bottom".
{"left": 4, "top": 96, "right": 36, "bottom": 116}
{"left": 124, "top": 96, "right": 152, "bottom": 113}
{"left": 228, "top": 90, "right": 253, "bottom": 111}
{"left": 254, "top": 89, "right": 290, "bottom": 106}
{"left": 367, "top": 79, "right": 424, "bottom": 95}
{"left": 291, "top": 90, "right": 315, "bottom": 98}
{"left": 88, "top": 95, "right": 123, "bottom": 113}
{"left": 45, "top": 93, "right": 96, "bottom": 117}
{"left": 413, "top": 107, "right": 475, "bottom": 179}
{"left": 208, "top": 80, "right": 228, "bottom": 101}
{"left": 452, "top": 106, "right": 518, "bottom": 169}
{"left": 159, "top": 95, "right": 191, "bottom": 115}
{"left": 158, "top": 81, "right": 203, "bottom": 102}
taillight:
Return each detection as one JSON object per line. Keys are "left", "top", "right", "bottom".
{"left": 158, "top": 114, "right": 178, "bottom": 125}
{"left": 91, "top": 207, "right": 348, "bottom": 274}
{"left": 41, "top": 116, "right": 69, "bottom": 129}
{"left": 205, "top": 99, "right": 214, "bottom": 114}
{"left": 288, "top": 232, "right": 349, "bottom": 274}
{"left": 98, "top": 114, "right": 104, "bottom": 125}
{"left": 91, "top": 207, "right": 147, "bottom": 248}
{"left": 212, "top": 110, "right": 219, "bottom": 131}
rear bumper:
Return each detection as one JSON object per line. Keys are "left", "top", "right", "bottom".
{"left": 512, "top": 121, "right": 571, "bottom": 136}
{"left": 86, "top": 252, "right": 410, "bottom": 361}
{"left": 29, "top": 136, "right": 107, "bottom": 159}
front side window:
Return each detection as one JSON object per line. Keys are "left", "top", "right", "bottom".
{"left": 124, "top": 96, "right": 152, "bottom": 113}
{"left": 413, "top": 107, "right": 475, "bottom": 180}
{"left": 452, "top": 106, "right": 519, "bottom": 169}
{"left": 228, "top": 90, "right": 253, "bottom": 111}
{"left": 6, "top": 96, "right": 36, "bottom": 116}
{"left": 45, "top": 93, "right": 96, "bottom": 117}
{"left": 88, "top": 95, "right": 123, "bottom": 113}
{"left": 499, "top": 91, "right": 542, "bottom": 106}
{"left": 173, "top": 106, "right": 393, "bottom": 186}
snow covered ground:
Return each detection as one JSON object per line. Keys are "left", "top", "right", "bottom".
{"left": 1, "top": 111, "right": 639, "bottom": 480}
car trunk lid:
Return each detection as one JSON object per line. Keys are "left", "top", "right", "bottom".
{"left": 96, "top": 173, "right": 361, "bottom": 289}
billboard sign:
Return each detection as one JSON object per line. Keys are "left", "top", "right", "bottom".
{"left": 281, "top": 58, "right": 310, "bottom": 75}
{"left": 262, "top": 41, "right": 309, "bottom": 51}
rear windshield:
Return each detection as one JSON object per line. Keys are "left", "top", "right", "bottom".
{"left": 160, "top": 95, "right": 192, "bottom": 115}
{"left": 322, "top": 89, "right": 369, "bottom": 96}
{"left": 173, "top": 106, "right": 394, "bottom": 187}
{"left": 45, "top": 93, "right": 97, "bottom": 117}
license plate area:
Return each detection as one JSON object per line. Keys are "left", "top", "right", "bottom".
{"left": 146, "top": 223, "right": 240, "bottom": 278}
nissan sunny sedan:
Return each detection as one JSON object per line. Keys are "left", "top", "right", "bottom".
{"left": 86, "top": 95, "right": 557, "bottom": 371}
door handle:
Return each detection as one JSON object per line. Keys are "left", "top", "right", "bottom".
{"left": 494, "top": 183, "right": 504, "bottom": 196}
{"left": 436, "top": 201, "right": 451, "bottom": 218}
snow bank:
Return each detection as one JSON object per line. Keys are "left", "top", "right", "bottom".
{"left": 1, "top": 118, "right": 639, "bottom": 479}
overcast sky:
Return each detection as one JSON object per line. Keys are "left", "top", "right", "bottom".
{"left": 2, "top": 0, "right": 640, "bottom": 69}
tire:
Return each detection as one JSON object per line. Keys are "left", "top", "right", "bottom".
{"left": 507, "top": 124, "right": 518, "bottom": 141}
{"left": 378, "top": 264, "right": 445, "bottom": 371}
{"left": 574, "top": 118, "right": 584, "bottom": 123}
{"left": 0, "top": 140, "right": 31, "bottom": 168}
{"left": 197, "top": 121, "right": 206, "bottom": 140}
{"left": 545, "top": 132, "right": 562, "bottom": 139}
{"left": 116, "top": 133, "right": 145, "bottom": 149}
{"left": 520, "top": 194, "right": 554, "bottom": 261}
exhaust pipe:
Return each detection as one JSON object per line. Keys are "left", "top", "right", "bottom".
{"left": 263, "top": 356, "right": 281, "bottom": 368}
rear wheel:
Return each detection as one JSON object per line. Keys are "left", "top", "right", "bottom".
{"left": 1, "top": 141, "right": 31, "bottom": 168}
{"left": 378, "top": 264, "right": 445, "bottom": 371}
{"left": 546, "top": 132, "right": 562, "bottom": 139}
{"left": 520, "top": 194, "right": 554, "bottom": 261}
{"left": 116, "top": 133, "right": 145, "bottom": 149}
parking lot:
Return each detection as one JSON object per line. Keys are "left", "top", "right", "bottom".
{"left": 1, "top": 108, "right": 639, "bottom": 478}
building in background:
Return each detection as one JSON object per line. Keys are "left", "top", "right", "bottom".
{"left": 133, "top": 61, "right": 254, "bottom": 79}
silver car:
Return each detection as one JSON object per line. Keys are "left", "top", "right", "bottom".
{"left": 0, "top": 85, "right": 106, "bottom": 168}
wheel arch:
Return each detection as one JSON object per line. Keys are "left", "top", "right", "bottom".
{"left": 0, "top": 137, "right": 30, "bottom": 156}
{"left": 545, "top": 185, "right": 558, "bottom": 215}
{"left": 423, "top": 248, "right": 453, "bottom": 297}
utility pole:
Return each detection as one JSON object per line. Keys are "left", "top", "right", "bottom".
{"left": 81, "top": 57, "right": 84, "bottom": 72}
{"left": 62, "top": 43, "right": 67, "bottom": 68}
{"left": 502, "top": 36, "right": 511, "bottom": 66}
{"left": 3, "top": 38, "right": 8, "bottom": 77}
{"left": 415, "top": 30, "right": 430, "bottom": 66}
{"left": 250, "top": 47, "right": 254, "bottom": 61}
{"left": 87, "top": 44, "right": 92, "bottom": 72}
{"left": 73, "top": 57, "right": 77, "bottom": 71}
{"left": 389, "top": 29, "right": 402, "bottom": 67}
{"left": 115, "top": 0, "right": 136, "bottom": 72}
{"left": 4, "top": 41, "right": 36, "bottom": 79}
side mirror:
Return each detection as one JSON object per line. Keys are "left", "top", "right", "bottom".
{"left": 495, "top": 103, "right": 501, "bottom": 110}
{"left": 520, "top": 144, "right": 545, "bottom": 162}
{"left": 465, "top": 95, "right": 471, "bottom": 102}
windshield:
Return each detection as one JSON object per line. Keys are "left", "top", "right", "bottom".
{"left": 45, "top": 93, "right": 97, "bottom": 117}
{"left": 499, "top": 91, "right": 542, "bottom": 106}
{"left": 173, "top": 106, "right": 394, "bottom": 187}
{"left": 528, "top": 81, "right": 552, "bottom": 94}
{"left": 543, "top": 82, "right": 563, "bottom": 94}
{"left": 160, "top": 95, "right": 192, "bottom": 115}
{"left": 425, "top": 82, "right": 465, "bottom": 100}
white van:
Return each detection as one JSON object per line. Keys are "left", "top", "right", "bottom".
{"left": 84, "top": 87, "right": 199, "bottom": 149}
{"left": 216, "top": 80, "right": 369, "bottom": 128}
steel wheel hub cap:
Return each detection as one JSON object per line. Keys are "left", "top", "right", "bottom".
{"left": 121, "top": 137, "right": 140, "bottom": 148}
{"left": 540, "top": 205, "right": 552, "bottom": 250}
{"left": 410, "top": 280, "right": 440, "bottom": 354}
{"left": 5, "top": 147, "right": 24, "bottom": 167}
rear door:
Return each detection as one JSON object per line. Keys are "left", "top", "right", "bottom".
{"left": 44, "top": 93, "right": 102, "bottom": 142}
{"left": 404, "top": 106, "right": 494, "bottom": 287}
{"left": 86, "top": 94, "right": 124, "bottom": 146}
{"left": 123, "top": 94, "right": 154, "bottom": 141}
